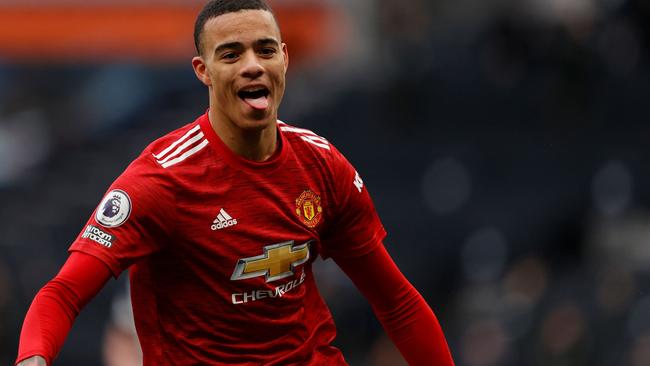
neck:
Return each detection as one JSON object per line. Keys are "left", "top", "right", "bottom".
{"left": 208, "top": 109, "right": 278, "bottom": 162}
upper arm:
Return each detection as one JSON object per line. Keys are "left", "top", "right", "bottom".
{"left": 68, "top": 156, "right": 175, "bottom": 277}
{"left": 321, "top": 146, "right": 386, "bottom": 259}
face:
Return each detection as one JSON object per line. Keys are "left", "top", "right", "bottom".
{"left": 192, "top": 10, "right": 288, "bottom": 132}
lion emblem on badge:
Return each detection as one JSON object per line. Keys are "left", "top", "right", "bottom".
{"left": 101, "top": 195, "right": 122, "bottom": 218}
{"left": 95, "top": 189, "right": 132, "bottom": 228}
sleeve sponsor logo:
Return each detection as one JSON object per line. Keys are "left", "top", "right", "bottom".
{"left": 95, "top": 189, "right": 131, "bottom": 228}
{"left": 81, "top": 224, "right": 114, "bottom": 248}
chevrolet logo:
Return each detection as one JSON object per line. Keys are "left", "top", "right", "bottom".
{"left": 230, "top": 241, "right": 311, "bottom": 283}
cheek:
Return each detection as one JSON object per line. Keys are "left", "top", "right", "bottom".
{"left": 208, "top": 66, "right": 232, "bottom": 91}
{"left": 272, "top": 68, "right": 286, "bottom": 88}
{"left": 275, "top": 75, "right": 286, "bottom": 95}
{"left": 213, "top": 76, "right": 234, "bottom": 99}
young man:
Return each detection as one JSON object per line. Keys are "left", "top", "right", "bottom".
{"left": 16, "top": 1, "right": 454, "bottom": 365}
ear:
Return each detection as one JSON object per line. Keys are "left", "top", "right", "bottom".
{"left": 192, "top": 56, "right": 211, "bottom": 86}
{"left": 281, "top": 43, "right": 289, "bottom": 73}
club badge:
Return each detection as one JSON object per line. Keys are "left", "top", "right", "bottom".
{"left": 295, "top": 190, "right": 322, "bottom": 228}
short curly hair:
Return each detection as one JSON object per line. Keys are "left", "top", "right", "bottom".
{"left": 194, "top": 0, "right": 276, "bottom": 55}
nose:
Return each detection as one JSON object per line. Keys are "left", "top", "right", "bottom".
{"left": 240, "top": 51, "right": 264, "bottom": 79}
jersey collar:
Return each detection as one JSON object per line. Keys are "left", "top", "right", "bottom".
{"left": 198, "top": 112, "right": 289, "bottom": 172}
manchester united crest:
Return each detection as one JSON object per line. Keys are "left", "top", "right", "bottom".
{"left": 295, "top": 190, "right": 323, "bottom": 228}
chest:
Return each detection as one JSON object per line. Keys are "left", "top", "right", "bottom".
{"left": 168, "top": 163, "right": 333, "bottom": 277}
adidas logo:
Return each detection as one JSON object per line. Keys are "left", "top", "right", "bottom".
{"left": 211, "top": 208, "right": 238, "bottom": 231}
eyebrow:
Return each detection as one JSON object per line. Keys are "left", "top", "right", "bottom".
{"left": 257, "top": 38, "right": 280, "bottom": 47}
{"left": 213, "top": 38, "right": 280, "bottom": 54}
{"left": 214, "top": 41, "right": 243, "bottom": 54}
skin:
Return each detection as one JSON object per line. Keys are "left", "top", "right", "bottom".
{"left": 16, "top": 356, "right": 46, "bottom": 366}
{"left": 192, "top": 9, "right": 289, "bottom": 162}
{"left": 17, "top": 9, "right": 289, "bottom": 366}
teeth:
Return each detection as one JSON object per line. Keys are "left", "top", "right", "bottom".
{"left": 241, "top": 87, "right": 266, "bottom": 93}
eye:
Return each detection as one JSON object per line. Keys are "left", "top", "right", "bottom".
{"left": 259, "top": 48, "right": 277, "bottom": 57}
{"left": 221, "top": 52, "right": 239, "bottom": 61}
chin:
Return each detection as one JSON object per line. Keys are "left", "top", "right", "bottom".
{"left": 237, "top": 114, "right": 276, "bottom": 131}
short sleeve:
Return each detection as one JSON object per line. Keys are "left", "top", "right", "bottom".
{"left": 321, "top": 147, "right": 387, "bottom": 259}
{"left": 69, "top": 155, "right": 175, "bottom": 277}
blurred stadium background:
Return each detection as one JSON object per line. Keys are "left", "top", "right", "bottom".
{"left": 1, "top": 0, "right": 649, "bottom": 365}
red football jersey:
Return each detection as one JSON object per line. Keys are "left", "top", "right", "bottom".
{"left": 69, "top": 112, "right": 386, "bottom": 365}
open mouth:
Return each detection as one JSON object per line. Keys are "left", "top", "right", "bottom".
{"left": 238, "top": 88, "right": 270, "bottom": 110}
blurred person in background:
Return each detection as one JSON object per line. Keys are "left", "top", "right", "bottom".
{"left": 14, "top": 0, "right": 454, "bottom": 365}
{"left": 102, "top": 278, "right": 141, "bottom": 366}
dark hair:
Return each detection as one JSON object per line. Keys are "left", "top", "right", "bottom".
{"left": 194, "top": 0, "right": 275, "bottom": 55}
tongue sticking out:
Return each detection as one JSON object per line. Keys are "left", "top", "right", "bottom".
{"left": 243, "top": 96, "right": 269, "bottom": 110}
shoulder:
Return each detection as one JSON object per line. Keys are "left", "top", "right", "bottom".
{"left": 278, "top": 120, "right": 344, "bottom": 163}
{"left": 116, "top": 119, "right": 211, "bottom": 191}
{"left": 144, "top": 121, "right": 210, "bottom": 170}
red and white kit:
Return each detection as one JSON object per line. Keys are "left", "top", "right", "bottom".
{"left": 72, "top": 112, "right": 384, "bottom": 364}
{"left": 16, "top": 112, "right": 454, "bottom": 366}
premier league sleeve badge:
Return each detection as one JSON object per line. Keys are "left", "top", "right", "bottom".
{"left": 95, "top": 189, "right": 132, "bottom": 228}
